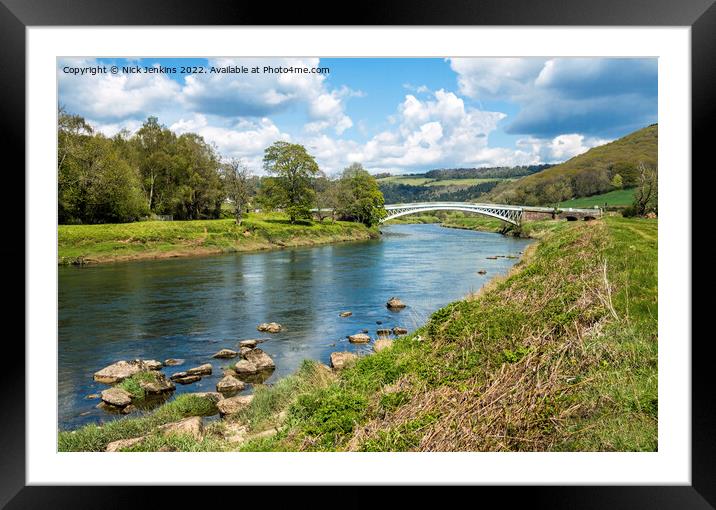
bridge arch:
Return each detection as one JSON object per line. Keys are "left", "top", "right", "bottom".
{"left": 382, "top": 203, "right": 523, "bottom": 225}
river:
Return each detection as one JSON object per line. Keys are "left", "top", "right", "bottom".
{"left": 58, "top": 223, "right": 532, "bottom": 430}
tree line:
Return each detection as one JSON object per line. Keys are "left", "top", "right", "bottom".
{"left": 58, "top": 111, "right": 386, "bottom": 226}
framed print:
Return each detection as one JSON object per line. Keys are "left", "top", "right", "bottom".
{"left": 4, "top": 0, "right": 712, "bottom": 505}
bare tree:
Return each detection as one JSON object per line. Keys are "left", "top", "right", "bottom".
{"left": 222, "top": 159, "right": 254, "bottom": 224}
{"left": 633, "top": 162, "right": 657, "bottom": 216}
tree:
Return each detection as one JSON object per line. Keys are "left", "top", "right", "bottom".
{"left": 632, "top": 162, "right": 657, "bottom": 216}
{"left": 261, "top": 141, "right": 320, "bottom": 223}
{"left": 222, "top": 159, "right": 254, "bottom": 224}
{"left": 611, "top": 173, "right": 624, "bottom": 189}
{"left": 542, "top": 180, "right": 572, "bottom": 208}
{"left": 313, "top": 173, "right": 345, "bottom": 222}
{"left": 336, "top": 163, "right": 386, "bottom": 226}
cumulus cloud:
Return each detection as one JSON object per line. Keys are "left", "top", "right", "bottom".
{"left": 449, "top": 57, "right": 657, "bottom": 138}
{"left": 170, "top": 114, "right": 290, "bottom": 169}
{"left": 58, "top": 58, "right": 180, "bottom": 121}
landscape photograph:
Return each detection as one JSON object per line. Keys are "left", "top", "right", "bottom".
{"left": 56, "top": 57, "right": 658, "bottom": 453}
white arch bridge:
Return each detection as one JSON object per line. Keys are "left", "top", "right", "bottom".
{"left": 381, "top": 202, "right": 601, "bottom": 225}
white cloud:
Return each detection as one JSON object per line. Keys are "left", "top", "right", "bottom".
{"left": 58, "top": 58, "right": 180, "bottom": 121}
{"left": 170, "top": 114, "right": 290, "bottom": 168}
{"left": 449, "top": 58, "right": 547, "bottom": 99}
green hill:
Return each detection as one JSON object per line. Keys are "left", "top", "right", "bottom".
{"left": 485, "top": 124, "right": 657, "bottom": 206}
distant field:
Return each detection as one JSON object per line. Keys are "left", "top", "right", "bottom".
{"left": 560, "top": 188, "right": 635, "bottom": 208}
{"left": 377, "top": 175, "right": 504, "bottom": 187}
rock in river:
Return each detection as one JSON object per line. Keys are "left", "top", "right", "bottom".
{"left": 216, "top": 375, "right": 246, "bottom": 393}
{"left": 244, "top": 348, "right": 276, "bottom": 370}
{"left": 348, "top": 333, "right": 370, "bottom": 344}
{"left": 239, "top": 339, "right": 259, "bottom": 349}
{"left": 257, "top": 322, "right": 282, "bottom": 333}
{"left": 386, "top": 297, "right": 406, "bottom": 310}
{"left": 186, "top": 363, "right": 212, "bottom": 376}
{"left": 477, "top": 270, "right": 487, "bottom": 275}
{"left": 164, "top": 358, "right": 184, "bottom": 366}
{"left": 234, "top": 359, "right": 258, "bottom": 375}
{"left": 339, "top": 311, "right": 352, "bottom": 317}
{"left": 142, "top": 359, "right": 163, "bottom": 371}
{"left": 330, "top": 352, "right": 358, "bottom": 370}
{"left": 376, "top": 328, "right": 391, "bottom": 336}
{"left": 392, "top": 327, "right": 408, "bottom": 335}
{"left": 212, "top": 349, "right": 238, "bottom": 359}
{"left": 170, "top": 372, "right": 202, "bottom": 385}
{"left": 100, "top": 387, "right": 133, "bottom": 407}
{"left": 217, "top": 395, "right": 255, "bottom": 416}
{"left": 139, "top": 375, "right": 176, "bottom": 394}
{"left": 93, "top": 360, "right": 146, "bottom": 384}
{"left": 239, "top": 346, "right": 253, "bottom": 358}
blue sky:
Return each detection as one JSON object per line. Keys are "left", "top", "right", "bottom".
{"left": 58, "top": 57, "right": 657, "bottom": 175}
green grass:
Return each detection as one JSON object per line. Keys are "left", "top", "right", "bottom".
{"left": 58, "top": 394, "right": 219, "bottom": 452}
{"left": 58, "top": 212, "right": 376, "bottom": 265}
{"left": 560, "top": 188, "right": 635, "bottom": 208}
{"left": 117, "top": 371, "right": 163, "bottom": 399}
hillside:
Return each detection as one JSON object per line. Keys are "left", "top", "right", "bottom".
{"left": 377, "top": 164, "right": 552, "bottom": 203}
{"left": 484, "top": 124, "right": 657, "bottom": 206}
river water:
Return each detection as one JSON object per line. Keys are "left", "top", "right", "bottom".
{"left": 58, "top": 223, "right": 532, "bottom": 430}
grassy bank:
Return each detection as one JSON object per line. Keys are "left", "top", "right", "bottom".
{"left": 58, "top": 213, "right": 378, "bottom": 265}
{"left": 59, "top": 216, "right": 657, "bottom": 452}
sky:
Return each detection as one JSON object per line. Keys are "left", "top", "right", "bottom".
{"left": 57, "top": 57, "right": 657, "bottom": 176}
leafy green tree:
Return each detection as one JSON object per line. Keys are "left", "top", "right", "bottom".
{"left": 132, "top": 116, "right": 177, "bottom": 213}
{"left": 58, "top": 111, "right": 146, "bottom": 223}
{"left": 261, "top": 141, "right": 320, "bottom": 223}
{"left": 611, "top": 173, "right": 624, "bottom": 189}
{"left": 336, "top": 163, "right": 386, "bottom": 226}
{"left": 313, "top": 174, "right": 343, "bottom": 222}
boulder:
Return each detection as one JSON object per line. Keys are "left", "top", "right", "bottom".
{"left": 212, "top": 349, "right": 238, "bottom": 359}
{"left": 386, "top": 297, "right": 406, "bottom": 310}
{"left": 239, "top": 346, "right": 253, "bottom": 358}
{"left": 142, "top": 359, "right": 163, "bottom": 371}
{"left": 330, "top": 352, "right": 358, "bottom": 370}
{"left": 217, "top": 395, "right": 255, "bottom": 416}
{"left": 120, "top": 404, "right": 136, "bottom": 415}
{"left": 186, "top": 363, "right": 212, "bottom": 376}
{"left": 244, "top": 348, "right": 276, "bottom": 370}
{"left": 100, "top": 387, "right": 133, "bottom": 407}
{"left": 106, "top": 436, "right": 146, "bottom": 452}
{"left": 234, "top": 359, "right": 259, "bottom": 375}
{"left": 164, "top": 358, "right": 184, "bottom": 366}
{"left": 257, "top": 322, "right": 282, "bottom": 333}
{"left": 158, "top": 416, "right": 204, "bottom": 440}
{"left": 376, "top": 328, "right": 391, "bottom": 336}
{"left": 339, "top": 311, "right": 352, "bottom": 317}
{"left": 93, "top": 360, "right": 145, "bottom": 384}
{"left": 239, "top": 339, "right": 259, "bottom": 349}
{"left": 373, "top": 338, "right": 394, "bottom": 353}
{"left": 392, "top": 327, "right": 408, "bottom": 335}
{"left": 190, "top": 392, "right": 224, "bottom": 403}
{"left": 348, "top": 333, "right": 370, "bottom": 344}
{"left": 171, "top": 372, "right": 202, "bottom": 385}
{"left": 224, "top": 423, "right": 249, "bottom": 443}
{"left": 216, "top": 375, "right": 246, "bottom": 393}
{"left": 139, "top": 375, "right": 175, "bottom": 394}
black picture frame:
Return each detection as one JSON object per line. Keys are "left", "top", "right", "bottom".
{"left": 4, "top": 0, "right": 710, "bottom": 506}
